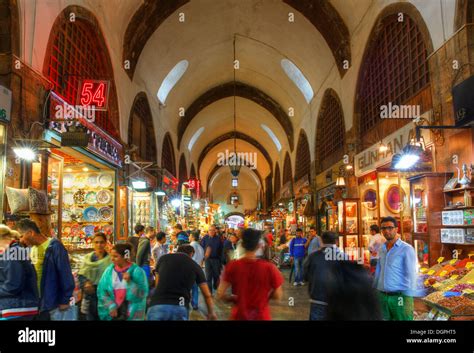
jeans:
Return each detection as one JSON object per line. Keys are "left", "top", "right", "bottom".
{"left": 205, "top": 258, "right": 222, "bottom": 292}
{"left": 293, "top": 257, "right": 304, "bottom": 283}
{"left": 147, "top": 305, "right": 189, "bottom": 321}
{"left": 309, "top": 303, "right": 327, "bottom": 320}
{"left": 191, "top": 283, "right": 199, "bottom": 309}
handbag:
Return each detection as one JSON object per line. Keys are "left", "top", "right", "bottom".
{"left": 112, "top": 301, "right": 129, "bottom": 321}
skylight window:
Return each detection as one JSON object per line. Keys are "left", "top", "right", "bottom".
{"left": 281, "top": 59, "right": 314, "bottom": 103}
{"left": 188, "top": 127, "right": 205, "bottom": 151}
{"left": 157, "top": 60, "right": 189, "bottom": 104}
{"left": 261, "top": 124, "right": 282, "bottom": 151}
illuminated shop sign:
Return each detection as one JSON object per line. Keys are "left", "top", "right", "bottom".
{"left": 48, "top": 92, "right": 123, "bottom": 167}
{"left": 354, "top": 118, "right": 432, "bottom": 177}
{"left": 78, "top": 80, "right": 110, "bottom": 111}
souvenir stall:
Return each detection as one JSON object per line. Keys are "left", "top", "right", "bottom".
{"left": 128, "top": 168, "right": 159, "bottom": 230}
{"left": 157, "top": 171, "right": 179, "bottom": 231}
{"left": 294, "top": 175, "right": 315, "bottom": 232}
{"left": 42, "top": 92, "right": 123, "bottom": 268}
{"left": 0, "top": 85, "right": 11, "bottom": 222}
{"left": 354, "top": 121, "right": 434, "bottom": 248}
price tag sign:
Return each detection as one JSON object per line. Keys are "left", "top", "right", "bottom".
{"left": 449, "top": 259, "right": 457, "bottom": 265}
{"left": 428, "top": 270, "right": 436, "bottom": 275}
{"left": 444, "top": 285, "right": 455, "bottom": 291}
{"left": 420, "top": 268, "right": 428, "bottom": 273}
{"left": 437, "top": 257, "right": 445, "bottom": 264}
{"left": 468, "top": 280, "right": 474, "bottom": 285}
{"left": 432, "top": 283, "right": 442, "bottom": 289}
{"left": 450, "top": 275, "right": 459, "bottom": 280}
{"left": 463, "top": 289, "right": 474, "bottom": 294}
{"left": 467, "top": 262, "right": 473, "bottom": 269}
{"left": 424, "top": 280, "right": 431, "bottom": 287}
{"left": 439, "top": 271, "right": 448, "bottom": 277}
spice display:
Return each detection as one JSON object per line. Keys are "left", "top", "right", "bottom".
{"left": 438, "top": 296, "right": 473, "bottom": 309}
{"left": 424, "top": 291, "right": 445, "bottom": 303}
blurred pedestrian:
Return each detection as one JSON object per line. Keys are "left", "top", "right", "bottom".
{"left": 78, "top": 233, "right": 111, "bottom": 320}
{"left": 201, "top": 225, "right": 223, "bottom": 293}
{"left": 289, "top": 228, "right": 306, "bottom": 286}
{"left": 306, "top": 226, "right": 322, "bottom": 255}
{"left": 147, "top": 245, "right": 216, "bottom": 320}
{"left": 304, "top": 231, "right": 350, "bottom": 320}
{"left": 0, "top": 225, "right": 38, "bottom": 320}
{"left": 368, "top": 224, "right": 385, "bottom": 273}
{"left": 127, "top": 224, "right": 145, "bottom": 262}
{"left": 326, "top": 260, "right": 381, "bottom": 320}
{"left": 190, "top": 232, "right": 205, "bottom": 310}
{"left": 217, "top": 228, "right": 283, "bottom": 320}
{"left": 17, "top": 219, "right": 75, "bottom": 321}
{"left": 97, "top": 243, "right": 148, "bottom": 320}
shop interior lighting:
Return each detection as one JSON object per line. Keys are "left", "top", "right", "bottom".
{"left": 13, "top": 146, "right": 37, "bottom": 161}
{"left": 193, "top": 201, "right": 200, "bottom": 210}
{"left": 66, "top": 168, "right": 73, "bottom": 172}
{"left": 155, "top": 190, "right": 166, "bottom": 196}
{"left": 132, "top": 180, "right": 147, "bottom": 189}
{"left": 392, "top": 141, "right": 425, "bottom": 170}
{"left": 335, "top": 176, "right": 346, "bottom": 187}
{"left": 346, "top": 164, "right": 353, "bottom": 170}
{"left": 379, "top": 142, "right": 388, "bottom": 153}
{"left": 171, "top": 198, "right": 181, "bottom": 208}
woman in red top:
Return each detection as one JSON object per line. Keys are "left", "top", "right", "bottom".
{"left": 217, "top": 228, "right": 283, "bottom": 320}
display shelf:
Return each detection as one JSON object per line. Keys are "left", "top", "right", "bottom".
{"left": 440, "top": 225, "right": 474, "bottom": 228}
{"left": 444, "top": 206, "right": 474, "bottom": 210}
{"left": 444, "top": 187, "right": 474, "bottom": 194}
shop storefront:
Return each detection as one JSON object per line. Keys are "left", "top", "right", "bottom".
{"left": 43, "top": 92, "right": 124, "bottom": 256}
{"left": 294, "top": 175, "right": 315, "bottom": 232}
{"left": 0, "top": 85, "right": 12, "bottom": 223}
{"left": 355, "top": 120, "right": 434, "bottom": 252}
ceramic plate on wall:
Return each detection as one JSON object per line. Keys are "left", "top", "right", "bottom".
{"left": 83, "top": 225, "right": 96, "bottom": 237}
{"left": 63, "top": 174, "right": 74, "bottom": 189}
{"left": 87, "top": 174, "right": 99, "bottom": 188}
{"left": 73, "top": 190, "right": 86, "bottom": 204}
{"left": 83, "top": 207, "right": 99, "bottom": 222}
{"left": 97, "top": 190, "right": 112, "bottom": 204}
{"left": 63, "top": 191, "right": 74, "bottom": 205}
{"left": 85, "top": 191, "right": 97, "bottom": 204}
{"left": 99, "top": 206, "right": 113, "bottom": 221}
{"left": 75, "top": 175, "right": 87, "bottom": 189}
{"left": 98, "top": 173, "right": 113, "bottom": 188}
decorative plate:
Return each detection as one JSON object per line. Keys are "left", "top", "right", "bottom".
{"left": 73, "top": 190, "right": 86, "bottom": 204}
{"left": 75, "top": 174, "right": 87, "bottom": 189}
{"left": 102, "top": 224, "right": 113, "bottom": 235}
{"left": 97, "top": 190, "right": 112, "bottom": 204}
{"left": 63, "top": 191, "right": 74, "bottom": 205}
{"left": 83, "top": 207, "right": 99, "bottom": 222}
{"left": 85, "top": 191, "right": 97, "bottom": 205}
{"left": 98, "top": 173, "right": 113, "bottom": 188}
{"left": 99, "top": 206, "right": 113, "bottom": 221}
{"left": 63, "top": 226, "right": 71, "bottom": 235}
{"left": 62, "top": 210, "right": 71, "bottom": 222}
{"left": 70, "top": 223, "right": 81, "bottom": 236}
{"left": 87, "top": 174, "right": 99, "bottom": 188}
{"left": 83, "top": 225, "right": 96, "bottom": 237}
{"left": 63, "top": 174, "right": 75, "bottom": 189}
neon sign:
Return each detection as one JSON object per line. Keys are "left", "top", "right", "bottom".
{"left": 78, "top": 80, "right": 110, "bottom": 111}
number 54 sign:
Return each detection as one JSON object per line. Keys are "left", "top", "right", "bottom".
{"left": 78, "top": 79, "right": 110, "bottom": 111}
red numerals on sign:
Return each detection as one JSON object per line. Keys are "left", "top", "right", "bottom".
{"left": 80, "top": 81, "right": 108, "bottom": 108}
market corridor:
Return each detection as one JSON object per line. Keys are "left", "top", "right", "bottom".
{"left": 190, "top": 269, "right": 310, "bottom": 320}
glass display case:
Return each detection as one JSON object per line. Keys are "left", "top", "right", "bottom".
{"left": 337, "top": 198, "right": 360, "bottom": 250}
{"left": 130, "top": 191, "right": 157, "bottom": 228}
{"left": 47, "top": 155, "right": 63, "bottom": 237}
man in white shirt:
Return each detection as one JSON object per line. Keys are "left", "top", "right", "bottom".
{"left": 368, "top": 225, "right": 386, "bottom": 271}
{"left": 190, "top": 232, "right": 205, "bottom": 310}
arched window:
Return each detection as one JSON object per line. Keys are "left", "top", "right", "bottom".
{"left": 190, "top": 164, "right": 196, "bottom": 178}
{"left": 44, "top": 8, "right": 120, "bottom": 138}
{"left": 274, "top": 162, "right": 281, "bottom": 199}
{"left": 128, "top": 93, "right": 156, "bottom": 163}
{"left": 283, "top": 153, "right": 292, "bottom": 186}
{"left": 161, "top": 133, "right": 176, "bottom": 177}
{"left": 294, "top": 131, "right": 310, "bottom": 181}
{"left": 316, "top": 89, "right": 345, "bottom": 172}
{"left": 179, "top": 154, "right": 188, "bottom": 182}
{"left": 357, "top": 13, "right": 430, "bottom": 142}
